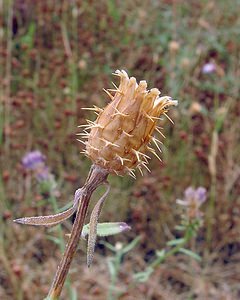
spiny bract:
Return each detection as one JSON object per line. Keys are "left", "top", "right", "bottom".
{"left": 78, "top": 70, "right": 178, "bottom": 177}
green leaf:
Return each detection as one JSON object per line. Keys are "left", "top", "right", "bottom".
{"left": 20, "top": 23, "right": 36, "bottom": 49}
{"left": 107, "top": 258, "right": 116, "bottom": 277}
{"left": 156, "top": 249, "right": 166, "bottom": 258}
{"left": 133, "top": 267, "right": 153, "bottom": 282}
{"left": 69, "top": 287, "right": 78, "bottom": 300}
{"left": 107, "top": 0, "right": 120, "bottom": 23}
{"left": 47, "top": 235, "right": 61, "bottom": 245}
{"left": 179, "top": 248, "right": 201, "bottom": 261}
{"left": 100, "top": 241, "right": 117, "bottom": 252}
{"left": 175, "top": 225, "right": 186, "bottom": 231}
{"left": 121, "top": 236, "right": 141, "bottom": 254}
{"left": 167, "top": 238, "right": 185, "bottom": 246}
{"left": 82, "top": 222, "right": 131, "bottom": 238}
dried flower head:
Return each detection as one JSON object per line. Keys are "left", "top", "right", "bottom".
{"left": 79, "top": 70, "right": 178, "bottom": 176}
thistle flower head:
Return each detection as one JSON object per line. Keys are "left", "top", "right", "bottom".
{"left": 80, "top": 70, "right": 178, "bottom": 176}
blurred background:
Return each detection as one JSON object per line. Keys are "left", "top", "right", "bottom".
{"left": 0, "top": 0, "right": 240, "bottom": 299}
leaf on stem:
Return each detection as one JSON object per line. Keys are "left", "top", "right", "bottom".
{"left": 13, "top": 204, "right": 77, "bottom": 226}
{"left": 13, "top": 188, "right": 84, "bottom": 226}
{"left": 179, "top": 248, "right": 201, "bottom": 261}
{"left": 167, "top": 238, "right": 185, "bottom": 246}
{"left": 82, "top": 222, "right": 131, "bottom": 238}
{"left": 87, "top": 182, "right": 110, "bottom": 267}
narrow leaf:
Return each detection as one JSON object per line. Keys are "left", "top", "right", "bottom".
{"left": 13, "top": 188, "right": 83, "bottom": 226}
{"left": 87, "top": 182, "right": 110, "bottom": 267}
{"left": 47, "top": 236, "right": 62, "bottom": 245}
{"left": 107, "top": 258, "right": 116, "bottom": 277}
{"left": 122, "top": 236, "right": 141, "bottom": 254}
{"left": 82, "top": 222, "right": 131, "bottom": 238}
{"left": 99, "top": 241, "right": 117, "bottom": 252}
{"left": 134, "top": 267, "right": 153, "bottom": 283}
{"left": 13, "top": 205, "right": 77, "bottom": 226}
{"left": 175, "top": 225, "right": 186, "bottom": 231}
{"left": 179, "top": 248, "right": 201, "bottom": 261}
{"left": 167, "top": 238, "right": 185, "bottom": 246}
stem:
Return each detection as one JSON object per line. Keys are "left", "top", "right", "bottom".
{"left": 48, "top": 195, "right": 71, "bottom": 295}
{"left": 108, "top": 255, "right": 121, "bottom": 300}
{"left": 206, "top": 176, "right": 216, "bottom": 249}
{"left": 206, "top": 130, "right": 218, "bottom": 250}
{"left": 47, "top": 165, "right": 109, "bottom": 299}
{"left": 150, "top": 226, "right": 192, "bottom": 270}
{"left": 48, "top": 194, "right": 66, "bottom": 253}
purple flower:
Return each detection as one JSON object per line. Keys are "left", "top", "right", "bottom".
{"left": 177, "top": 186, "right": 207, "bottom": 220}
{"left": 35, "top": 166, "right": 50, "bottom": 181}
{"left": 184, "top": 187, "right": 195, "bottom": 201}
{"left": 195, "top": 187, "right": 207, "bottom": 203}
{"left": 202, "top": 63, "right": 216, "bottom": 74}
{"left": 22, "top": 150, "right": 50, "bottom": 182}
{"left": 22, "top": 151, "right": 46, "bottom": 170}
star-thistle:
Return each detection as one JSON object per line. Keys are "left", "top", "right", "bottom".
{"left": 81, "top": 70, "right": 178, "bottom": 177}
{"left": 14, "top": 70, "right": 178, "bottom": 299}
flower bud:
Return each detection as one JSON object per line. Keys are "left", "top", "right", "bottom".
{"left": 79, "top": 70, "right": 177, "bottom": 176}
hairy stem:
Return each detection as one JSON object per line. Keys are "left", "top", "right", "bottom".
{"left": 47, "top": 165, "right": 109, "bottom": 299}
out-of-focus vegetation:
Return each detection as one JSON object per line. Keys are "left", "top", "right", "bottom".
{"left": 0, "top": 0, "right": 240, "bottom": 299}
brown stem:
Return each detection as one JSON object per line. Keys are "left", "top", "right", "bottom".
{"left": 47, "top": 165, "right": 109, "bottom": 299}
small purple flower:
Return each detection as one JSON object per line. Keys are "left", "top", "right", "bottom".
{"left": 22, "top": 150, "right": 50, "bottom": 182}
{"left": 177, "top": 186, "right": 207, "bottom": 220}
{"left": 195, "top": 187, "right": 207, "bottom": 203}
{"left": 184, "top": 187, "right": 195, "bottom": 201}
{"left": 35, "top": 166, "right": 50, "bottom": 181}
{"left": 22, "top": 150, "right": 46, "bottom": 170}
{"left": 202, "top": 63, "right": 216, "bottom": 74}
